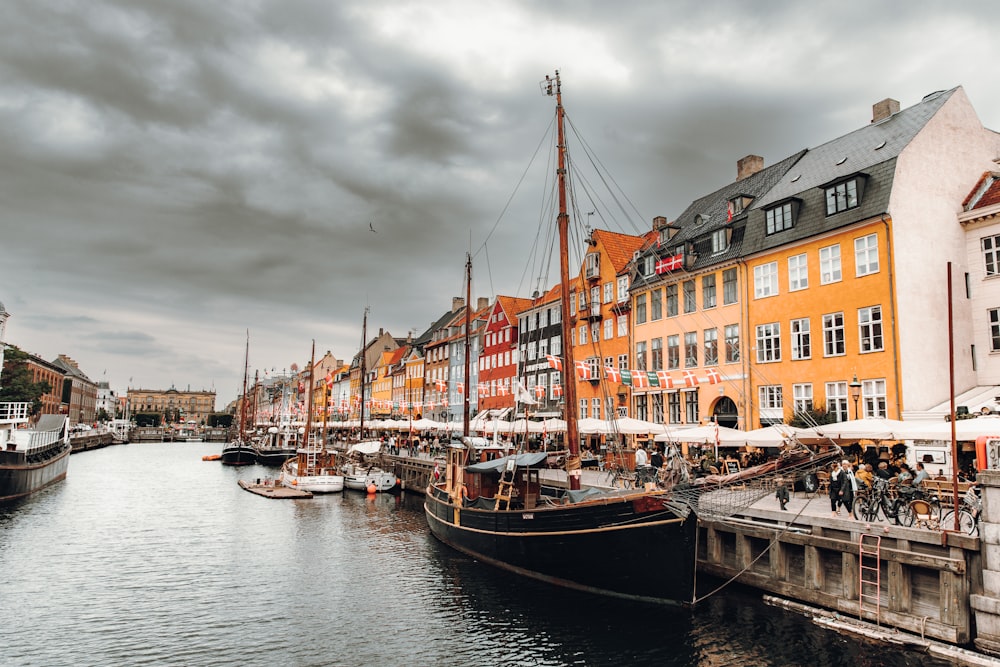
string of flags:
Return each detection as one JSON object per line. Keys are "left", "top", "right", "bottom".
{"left": 549, "top": 354, "right": 723, "bottom": 387}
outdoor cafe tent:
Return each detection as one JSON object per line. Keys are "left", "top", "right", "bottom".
{"left": 897, "top": 416, "right": 1000, "bottom": 441}
{"left": 803, "top": 418, "right": 915, "bottom": 441}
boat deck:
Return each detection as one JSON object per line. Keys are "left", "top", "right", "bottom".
{"left": 238, "top": 478, "right": 312, "bottom": 499}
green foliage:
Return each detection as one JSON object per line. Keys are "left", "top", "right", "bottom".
{"left": 208, "top": 413, "right": 233, "bottom": 428}
{"left": 96, "top": 408, "right": 111, "bottom": 423}
{"left": 789, "top": 407, "right": 838, "bottom": 429}
{"left": 0, "top": 345, "right": 53, "bottom": 415}
{"left": 134, "top": 412, "right": 163, "bottom": 427}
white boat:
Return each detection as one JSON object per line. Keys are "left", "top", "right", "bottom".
{"left": 341, "top": 461, "right": 398, "bottom": 492}
{"left": 1, "top": 405, "right": 71, "bottom": 503}
{"left": 279, "top": 455, "right": 344, "bottom": 493}
{"left": 277, "top": 341, "right": 344, "bottom": 494}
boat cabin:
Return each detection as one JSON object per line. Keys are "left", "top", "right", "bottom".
{"left": 463, "top": 451, "right": 547, "bottom": 510}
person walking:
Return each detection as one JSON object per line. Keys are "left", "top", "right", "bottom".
{"left": 838, "top": 460, "right": 858, "bottom": 518}
{"left": 828, "top": 462, "right": 843, "bottom": 517}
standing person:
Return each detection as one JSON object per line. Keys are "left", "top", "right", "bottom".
{"left": 649, "top": 445, "right": 664, "bottom": 470}
{"left": 828, "top": 462, "right": 843, "bottom": 517}
{"left": 839, "top": 460, "right": 858, "bottom": 518}
{"left": 634, "top": 445, "right": 648, "bottom": 468}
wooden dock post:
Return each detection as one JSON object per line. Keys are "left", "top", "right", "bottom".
{"left": 971, "top": 469, "right": 1000, "bottom": 656}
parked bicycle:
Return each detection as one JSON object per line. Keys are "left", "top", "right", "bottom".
{"left": 854, "top": 477, "right": 910, "bottom": 524}
{"left": 941, "top": 485, "right": 981, "bottom": 535}
{"left": 895, "top": 483, "right": 943, "bottom": 528}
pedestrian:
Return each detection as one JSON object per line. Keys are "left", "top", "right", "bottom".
{"left": 634, "top": 445, "right": 648, "bottom": 468}
{"left": 828, "top": 462, "right": 843, "bottom": 517}
{"left": 649, "top": 445, "right": 664, "bottom": 469}
{"left": 838, "top": 460, "right": 858, "bottom": 518}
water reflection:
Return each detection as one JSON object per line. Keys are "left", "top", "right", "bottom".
{"left": 0, "top": 443, "right": 949, "bottom": 667}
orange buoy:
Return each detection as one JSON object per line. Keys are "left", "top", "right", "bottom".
{"left": 367, "top": 484, "right": 377, "bottom": 494}
{"left": 202, "top": 454, "right": 221, "bottom": 461}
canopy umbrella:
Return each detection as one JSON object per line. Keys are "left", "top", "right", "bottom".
{"left": 738, "top": 424, "right": 815, "bottom": 447}
{"left": 900, "top": 416, "right": 1000, "bottom": 441}
{"left": 609, "top": 417, "right": 663, "bottom": 435}
{"left": 577, "top": 418, "right": 609, "bottom": 434}
{"left": 541, "top": 418, "right": 567, "bottom": 433}
{"left": 804, "top": 418, "right": 916, "bottom": 441}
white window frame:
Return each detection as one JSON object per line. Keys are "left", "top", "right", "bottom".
{"left": 823, "top": 312, "right": 845, "bottom": 357}
{"left": 858, "top": 305, "right": 883, "bottom": 353}
{"left": 862, "top": 378, "right": 887, "bottom": 418}
{"left": 753, "top": 262, "right": 779, "bottom": 299}
{"left": 755, "top": 322, "right": 781, "bottom": 363}
{"left": 982, "top": 235, "right": 1000, "bottom": 277}
{"left": 826, "top": 381, "right": 849, "bottom": 422}
{"left": 792, "top": 383, "right": 813, "bottom": 414}
{"left": 604, "top": 318, "right": 613, "bottom": 340}
{"left": 855, "top": 233, "right": 879, "bottom": 277}
{"left": 788, "top": 253, "right": 808, "bottom": 291}
{"left": 820, "top": 244, "right": 842, "bottom": 285}
{"left": 790, "top": 317, "right": 811, "bottom": 360}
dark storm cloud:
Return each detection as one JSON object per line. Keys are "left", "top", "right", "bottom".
{"left": 2, "top": 0, "right": 998, "bottom": 405}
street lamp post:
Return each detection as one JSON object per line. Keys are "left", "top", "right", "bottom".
{"left": 849, "top": 374, "right": 862, "bottom": 420}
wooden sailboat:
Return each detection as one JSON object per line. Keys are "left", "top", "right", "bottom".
{"left": 423, "top": 73, "right": 698, "bottom": 604}
{"left": 279, "top": 341, "right": 344, "bottom": 493}
{"left": 221, "top": 333, "right": 256, "bottom": 466}
{"left": 342, "top": 307, "right": 399, "bottom": 492}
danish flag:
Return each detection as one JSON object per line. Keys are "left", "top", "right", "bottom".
{"left": 632, "top": 371, "right": 650, "bottom": 389}
{"left": 552, "top": 383, "right": 563, "bottom": 397}
{"left": 456, "top": 382, "right": 464, "bottom": 395}
{"left": 534, "top": 384, "right": 546, "bottom": 398}
{"left": 655, "top": 253, "right": 684, "bottom": 274}
{"left": 604, "top": 366, "right": 621, "bottom": 383}
{"left": 497, "top": 383, "right": 509, "bottom": 396}
{"left": 656, "top": 370, "right": 673, "bottom": 389}
{"left": 575, "top": 360, "right": 593, "bottom": 380}
{"left": 705, "top": 368, "right": 722, "bottom": 384}
{"left": 434, "top": 379, "right": 447, "bottom": 392}
{"left": 546, "top": 354, "right": 562, "bottom": 371}
{"left": 682, "top": 370, "right": 698, "bottom": 387}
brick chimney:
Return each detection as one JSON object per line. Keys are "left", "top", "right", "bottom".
{"left": 737, "top": 155, "right": 764, "bottom": 181}
{"left": 452, "top": 297, "right": 465, "bottom": 312}
{"left": 477, "top": 297, "right": 489, "bottom": 311}
{"left": 872, "top": 98, "right": 900, "bottom": 123}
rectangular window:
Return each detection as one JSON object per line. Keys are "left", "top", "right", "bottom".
{"left": 858, "top": 305, "right": 883, "bottom": 353}
{"left": 755, "top": 322, "right": 781, "bottom": 363}
{"left": 666, "top": 284, "right": 679, "bottom": 317}
{"left": 650, "top": 287, "right": 662, "bottom": 320}
{"left": 855, "top": 233, "right": 879, "bottom": 276}
{"left": 758, "top": 385, "right": 783, "bottom": 425}
{"left": 711, "top": 228, "right": 728, "bottom": 254}
{"left": 569, "top": 293, "right": 577, "bottom": 314}
{"left": 684, "top": 391, "right": 699, "bottom": 424}
{"left": 667, "top": 335, "right": 680, "bottom": 370}
{"left": 725, "top": 324, "right": 740, "bottom": 363}
{"left": 618, "top": 354, "right": 628, "bottom": 371}
{"left": 826, "top": 382, "right": 849, "bottom": 422}
{"left": 579, "top": 398, "right": 588, "bottom": 419}
{"left": 823, "top": 312, "right": 845, "bottom": 357}
{"left": 788, "top": 253, "right": 808, "bottom": 291}
{"left": 651, "top": 393, "right": 663, "bottom": 423}
{"left": 635, "top": 393, "right": 647, "bottom": 421}
{"left": 862, "top": 378, "right": 887, "bottom": 418}
{"left": 683, "top": 279, "right": 696, "bottom": 313}
{"left": 790, "top": 318, "right": 811, "bottom": 360}
{"left": 819, "top": 244, "right": 842, "bottom": 284}
{"left": 982, "top": 235, "right": 1000, "bottom": 276}
{"left": 590, "top": 286, "right": 600, "bottom": 315}
{"left": 765, "top": 202, "right": 794, "bottom": 234}
{"left": 825, "top": 178, "right": 858, "bottom": 215}
{"left": 617, "top": 315, "right": 627, "bottom": 337}
{"left": 592, "top": 398, "right": 601, "bottom": 420}
{"left": 577, "top": 325, "right": 587, "bottom": 347}
{"left": 603, "top": 281, "right": 613, "bottom": 304}
{"left": 636, "top": 341, "right": 647, "bottom": 371}
{"left": 723, "top": 268, "right": 738, "bottom": 305}
{"left": 702, "top": 274, "right": 717, "bottom": 309}
{"left": 604, "top": 318, "right": 613, "bottom": 340}
{"left": 585, "top": 252, "right": 600, "bottom": 279}
{"left": 617, "top": 276, "right": 629, "bottom": 302}
{"left": 635, "top": 293, "right": 647, "bottom": 325}
{"left": 754, "top": 262, "right": 779, "bottom": 298}
{"left": 551, "top": 307, "right": 560, "bottom": 324}
{"left": 703, "top": 328, "right": 718, "bottom": 366}
{"left": 591, "top": 323, "right": 599, "bottom": 343}
{"left": 651, "top": 337, "right": 663, "bottom": 371}
{"left": 793, "top": 383, "right": 813, "bottom": 414}
{"left": 991, "top": 308, "right": 1000, "bottom": 352}
{"left": 668, "top": 392, "right": 681, "bottom": 423}
{"left": 684, "top": 332, "right": 698, "bottom": 368}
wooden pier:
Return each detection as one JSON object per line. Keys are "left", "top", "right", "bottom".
{"left": 238, "top": 478, "right": 312, "bottom": 499}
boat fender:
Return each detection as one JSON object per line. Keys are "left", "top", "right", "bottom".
{"left": 459, "top": 484, "right": 468, "bottom": 499}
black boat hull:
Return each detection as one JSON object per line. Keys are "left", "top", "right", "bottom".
{"left": 220, "top": 444, "right": 256, "bottom": 466}
{"left": 0, "top": 441, "right": 71, "bottom": 503}
{"left": 424, "top": 486, "right": 696, "bottom": 604}
{"left": 255, "top": 448, "right": 296, "bottom": 466}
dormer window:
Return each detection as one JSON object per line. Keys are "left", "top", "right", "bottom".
{"left": 585, "top": 252, "right": 600, "bottom": 279}
{"left": 711, "top": 228, "right": 729, "bottom": 254}
{"left": 765, "top": 200, "right": 796, "bottom": 235}
{"left": 823, "top": 173, "right": 867, "bottom": 216}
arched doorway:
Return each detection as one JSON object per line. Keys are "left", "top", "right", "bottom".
{"left": 712, "top": 396, "right": 738, "bottom": 428}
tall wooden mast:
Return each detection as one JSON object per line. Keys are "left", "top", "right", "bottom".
{"left": 238, "top": 331, "right": 249, "bottom": 443}
{"left": 463, "top": 253, "right": 472, "bottom": 439}
{"left": 545, "top": 71, "right": 581, "bottom": 490}
{"left": 359, "top": 307, "right": 368, "bottom": 439}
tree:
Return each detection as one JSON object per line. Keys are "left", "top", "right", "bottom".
{"left": 0, "top": 345, "right": 52, "bottom": 416}
{"left": 789, "top": 407, "right": 838, "bottom": 429}
{"left": 96, "top": 408, "right": 111, "bottom": 423}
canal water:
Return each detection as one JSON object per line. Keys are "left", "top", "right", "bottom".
{"left": 1, "top": 442, "right": 948, "bottom": 667}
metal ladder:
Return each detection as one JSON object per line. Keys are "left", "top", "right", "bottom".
{"left": 859, "top": 534, "right": 881, "bottom": 626}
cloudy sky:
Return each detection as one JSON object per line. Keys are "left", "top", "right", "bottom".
{"left": 2, "top": 0, "right": 999, "bottom": 408}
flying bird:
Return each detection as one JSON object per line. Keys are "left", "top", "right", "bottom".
{"left": 369, "top": 220, "right": 377, "bottom": 233}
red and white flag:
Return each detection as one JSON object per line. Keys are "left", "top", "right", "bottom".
{"left": 656, "top": 370, "right": 674, "bottom": 389}
{"left": 632, "top": 371, "right": 649, "bottom": 389}
{"left": 575, "top": 360, "right": 592, "bottom": 380}
{"left": 705, "top": 368, "right": 722, "bottom": 384}
{"left": 546, "top": 354, "right": 562, "bottom": 371}
{"left": 534, "top": 384, "right": 546, "bottom": 399}
{"left": 682, "top": 370, "right": 698, "bottom": 387}
{"left": 655, "top": 254, "right": 684, "bottom": 274}
{"left": 604, "top": 366, "right": 621, "bottom": 383}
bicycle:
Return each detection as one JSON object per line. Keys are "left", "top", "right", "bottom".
{"left": 941, "top": 486, "right": 981, "bottom": 535}
{"left": 895, "top": 484, "right": 942, "bottom": 528}
{"left": 854, "top": 477, "right": 905, "bottom": 523}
